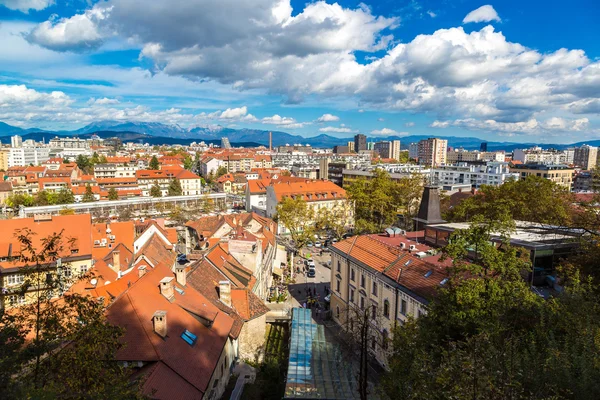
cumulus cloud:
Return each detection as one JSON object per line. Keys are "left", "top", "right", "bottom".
{"left": 319, "top": 126, "right": 354, "bottom": 133}
{"left": 0, "top": 0, "right": 54, "bottom": 13}
{"left": 427, "top": 10, "right": 437, "bottom": 18}
{"left": 316, "top": 113, "right": 340, "bottom": 122}
{"left": 261, "top": 114, "right": 306, "bottom": 128}
{"left": 463, "top": 5, "right": 501, "bottom": 24}
{"left": 405, "top": 122, "right": 415, "bottom": 127}
{"left": 377, "top": 117, "right": 385, "bottom": 122}
{"left": 88, "top": 97, "right": 120, "bottom": 105}
{"left": 431, "top": 117, "right": 590, "bottom": 135}
{"left": 27, "top": 7, "right": 110, "bottom": 51}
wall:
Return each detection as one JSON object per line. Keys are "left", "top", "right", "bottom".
{"left": 238, "top": 314, "right": 267, "bottom": 362}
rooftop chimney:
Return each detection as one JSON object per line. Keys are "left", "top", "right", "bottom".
{"left": 138, "top": 265, "right": 147, "bottom": 278}
{"left": 219, "top": 280, "right": 232, "bottom": 307}
{"left": 111, "top": 250, "right": 121, "bottom": 272}
{"left": 159, "top": 277, "right": 175, "bottom": 301}
{"left": 152, "top": 310, "right": 167, "bottom": 338}
{"left": 175, "top": 265, "right": 186, "bottom": 287}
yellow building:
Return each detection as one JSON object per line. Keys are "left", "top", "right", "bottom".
{"left": 510, "top": 164, "right": 574, "bottom": 190}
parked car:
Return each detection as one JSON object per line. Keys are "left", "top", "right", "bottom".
{"left": 307, "top": 268, "right": 316, "bottom": 278}
{"left": 315, "top": 241, "right": 322, "bottom": 248}
{"left": 307, "top": 242, "right": 313, "bottom": 247}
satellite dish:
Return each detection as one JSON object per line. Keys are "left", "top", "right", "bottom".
{"left": 90, "top": 278, "right": 98, "bottom": 286}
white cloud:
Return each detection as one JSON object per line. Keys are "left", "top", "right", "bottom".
{"left": 431, "top": 117, "right": 590, "bottom": 135}
{"left": 319, "top": 126, "right": 354, "bottom": 133}
{"left": 316, "top": 113, "right": 340, "bottom": 122}
{"left": 371, "top": 128, "right": 407, "bottom": 136}
{"left": 0, "top": 0, "right": 54, "bottom": 13}
{"left": 261, "top": 114, "right": 306, "bottom": 128}
{"left": 27, "top": 7, "right": 110, "bottom": 51}
{"left": 463, "top": 5, "right": 501, "bottom": 24}
{"left": 377, "top": 117, "right": 385, "bottom": 122}
{"left": 89, "top": 97, "right": 120, "bottom": 105}
{"left": 427, "top": 10, "right": 437, "bottom": 18}
{"left": 405, "top": 121, "right": 415, "bottom": 127}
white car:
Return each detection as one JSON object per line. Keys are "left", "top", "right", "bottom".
{"left": 315, "top": 241, "right": 322, "bottom": 248}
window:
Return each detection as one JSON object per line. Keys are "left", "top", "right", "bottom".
{"left": 401, "top": 299, "right": 407, "bottom": 315}
{"left": 181, "top": 329, "right": 198, "bottom": 346}
{"left": 6, "top": 274, "right": 24, "bottom": 286}
{"left": 371, "top": 336, "right": 376, "bottom": 350}
{"left": 8, "top": 295, "right": 25, "bottom": 306}
{"left": 337, "top": 260, "right": 341, "bottom": 272}
{"left": 80, "top": 264, "right": 88, "bottom": 275}
{"left": 360, "top": 296, "right": 365, "bottom": 310}
{"left": 63, "top": 267, "right": 72, "bottom": 278}
{"left": 360, "top": 274, "right": 365, "bottom": 288}
{"left": 371, "top": 304, "right": 376, "bottom": 320}
{"left": 336, "top": 279, "right": 340, "bottom": 293}
{"left": 350, "top": 289, "right": 355, "bottom": 303}
{"left": 350, "top": 269, "right": 355, "bottom": 281}
{"left": 336, "top": 306, "right": 340, "bottom": 318}
{"left": 383, "top": 300, "right": 390, "bottom": 318}
{"left": 372, "top": 282, "right": 378, "bottom": 296}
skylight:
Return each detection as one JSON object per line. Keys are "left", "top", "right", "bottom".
{"left": 175, "top": 287, "right": 185, "bottom": 295}
{"left": 440, "top": 278, "right": 449, "bottom": 286}
{"left": 181, "top": 329, "right": 197, "bottom": 346}
{"left": 404, "top": 260, "right": 411, "bottom": 266}
{"left": 424, "top": 270, "right": 433, "bottom": 278}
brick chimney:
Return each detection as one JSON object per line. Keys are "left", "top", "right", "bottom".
{"left": 175, "top": 265, "right": 186, "bottom": 287}
{"left": 152, "top": 310, "right": 167, "bottom": 338}
{"left": 138, "top": 265, "right": 147, "bottom": 278}
{"left": 219, "top": 280, "right": 232, "bottom": 307}
{"left": 159, "top": 277, "right": 175, "bottom": 301}
{"left": 111, "top": 250, "right": 120, "bottom": 272}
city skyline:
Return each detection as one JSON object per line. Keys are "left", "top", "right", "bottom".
{"left": 0, "top": 0, "right": 599, "bottom": 143}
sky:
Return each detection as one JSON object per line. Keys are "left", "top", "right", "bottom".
{"left": 0, "top": 0, "right": 599, "bottom": 143}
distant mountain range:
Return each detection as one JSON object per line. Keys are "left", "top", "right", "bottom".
{"left": 1, "top": 120, "right": 599, "bottom": 151}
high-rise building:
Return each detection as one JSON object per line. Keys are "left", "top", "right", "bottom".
{"left": 221, "top": 137, "right": 232, "bottom": 149}
{"left": 480, "top": 142, "right": 488, "bottom": 152}
{"left": 409, "top": 143, "right": 419, "bottom": 160}
{"left": 347, "top": 141, "right": 355, "bottom": 152}
{"left": 391, "top": 140, "right": 401, "bottom": 161}
{"left": 11, "top": 135, "right": 22, "bottom": 148}
{"left": 373, "top": 140, "right": 401, "bottom": 160}
{"left": 573, "top": 145, "right": 598, "bottom": 170}
{"left": 354, "top": 134, "right": 367, "bottom": 152}
{"left": 417, "top": 138, "right": 448, "bottom": 167}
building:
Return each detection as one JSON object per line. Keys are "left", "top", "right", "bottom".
{"left": 0, "top": 214, "right": 93, "bottom": 308}
{"left": 10, "top": 135, "right": 22, "bottom": 148}
{"left": 329, "top": 233, "right": 451, "bottom": 367}
{"left": 266, "top": 179, "right": 352, "bottom": 235}
{"left": 8, "top": 146, "right": 50, "bottom": 167}
{"left": 354, "top": 134, "right": 367, "bottom": 152}
{"left": 347, "top": 141, "right": 355, "bottom": 152}
{"left": 408, "top": 142, "right": 419, "bottom": 160}
{"left": 0, "top": 149, "right": 9, "bottom": 171}
{"left": 0, "top": 181, "right": 13, "bottom": 204}
{"left": 221, "top": 137, "right": 232, "bottom": 149}
{"left": 573, "top": 145, "right": 598, "bottom": 170}
{"left": 431, "top": 162, "right": 519, "bottom": 188}
{"left": 446, "top": 149, "right": 481, "bottom": 163}
{"left": 480, "top": 142, "right": 488, "bottom": 152}
{"left": 510, "top": 164, "right": 574, "bottom": 190}
{"left": 373, "top": 140, "right": 401, "bottom": 160}
{"left": 513, "top": 147, "right": 572, "bottom": 165}
{"left": 333, "top": 145, "right": 350, "bottom": 154}
{"left": 417, "top": 138, "right": 447, "bottom": 167}
{"left": 93, "top": 163, "right": 138, "bottom": 179}
{"left": 277, "top": 144, "right": 312, "bottom": 153}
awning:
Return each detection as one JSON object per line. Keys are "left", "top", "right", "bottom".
{"left": 273, "top": 267, "right": 283, "bottom": 277}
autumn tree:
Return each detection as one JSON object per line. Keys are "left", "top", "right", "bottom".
{"left": 216, "top": 165, "right": 228, "bottom": 178}
{"left": 167, "top": 178, "right": 183, "bottom": 196}
{"left": 56, "top": 188, "right": 75, "bottom": 204}
{"left": 275, "top": 196, "right": 315, "bottom": 249}
{"left": 315, "top": 200, "right": 354, "bottom": 239}
{"left": 107, "top": 187, "right": 119, "bottom": 200}
{"left": 149, "top": 155, "right": 160, "bottom": 170}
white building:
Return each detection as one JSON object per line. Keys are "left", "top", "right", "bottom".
{"left": 94, "top": 163, "right": 138, "bottom": 179}
{"left": 8, "top": 146, "right": 50, "bottom": 167}
{"left": 513, "top": 147, "right": 571, "bottom": 165}
{"left": 409, "top": 143, "right": 419, "bottom": 160}
{"left": 431, "top": 162, "right": 518, "bottom": 188}
{"left": 11, "top": 135, "right": 22, "bottom": 148}
{"left": 200, "top": 157, "right": 224, "bottom": 177}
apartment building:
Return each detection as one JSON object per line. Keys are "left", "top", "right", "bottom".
{"left": 513, "top": 147, "right": 574, "bottom": 165}
{"left": 573, "top": 145, "right": 598, "bottom": 170}
{"left": 354, "top": 134, "right": 367, "bottom": 152}
{"left": 265, "top": 179, "right": 352, "bottom": 235}
{"left": 417, "top": 138, "right": 448, "bottom": 167}
{"left": 330, "top": 234, "right": 450, "bottom": 367}
{"left": 431, "top": 162, "right": 519, "bottom": 188}
{"left": 8, "top": 146, "right": 50, "bottom": 167}
{"left": 511, "top": 163, "right": 574, "bottom": 190}
{"left": 0, "top": 149, "right": 9, "bottom": 170}
{"left": 93, "top": 163, "right": 138, "bottom": 179}
{"left": 373, "top": 140, "right": 401, "bottom": 161}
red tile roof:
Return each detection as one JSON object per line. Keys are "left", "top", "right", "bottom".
{"left": 270, "top": 179, "right": 346, "bottom": 202}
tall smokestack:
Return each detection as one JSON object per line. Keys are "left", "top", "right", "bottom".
{"left": 269, "top": 131, "right": 272, "bottom": 152}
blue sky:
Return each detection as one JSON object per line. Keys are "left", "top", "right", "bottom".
{"left": 0, "top": 0, "right": 599, "bottom": 143}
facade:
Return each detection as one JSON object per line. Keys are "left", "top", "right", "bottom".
{"left": 513, "top": 147, "right": 573, "bottom": 165}
{"left": 408, "top": 142, "right": 419, "bottom": 160}
{"left": 417, "top": 138, "right": 448, "bottom": 167}
{"left": 8, "top": 146, "right": 50, "bottom": 167}
{"left": 329, "top": 234, "right": 450, "bottom": 367}
{"left": 373, "top": 140, "right": 401, "bottom": 160}
{"left": 0, "top": 149, "right": 9, "bottom": 170}
{"left": 10, "top": 135, "right": 22, "bottom": 148}
{"left": 93, "top": 163, "right": 138, "bottom": 179}
{"left": 431, "top": 162, "right": 519, "bottom": 188}
{"left": 510, "top": 164, "right": 574, "bottom": 190}
{"left": 354, "top": 134, "right": 367, "bottom": 152}
{"left": 573, "top": 145, "right": 598, "bottom": 170}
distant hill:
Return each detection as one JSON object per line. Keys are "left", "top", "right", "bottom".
{"left": 1, "top": 120, "right": 598, "bottom": 150}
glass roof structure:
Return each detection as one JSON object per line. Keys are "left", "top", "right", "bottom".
{"left": 284, "top": 308, "right": 360, "bottom": 399}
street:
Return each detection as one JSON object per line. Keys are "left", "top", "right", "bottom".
{"left": 288, "top": 249, "right": 332, "bottom": 311}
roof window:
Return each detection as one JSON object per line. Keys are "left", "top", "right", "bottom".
{"left": 440, "top": 278, "right": 449, "bottom": 286}
{"left": 181, "top": 329, "right": 197, "bottom": 346}
{"left": 424, "top": 270, "right": 433, "bottom": 278}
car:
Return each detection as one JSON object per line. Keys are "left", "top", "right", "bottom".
{"left": 332, "top": 238, "right": 338, "bottom": 243}
{"left": 315, "top": 241, "right": 322, "bottom": 248}
{"left": 306, "top": 242, "right": 313, "bottom": 247}
{"left": 305, "top": 259, "right": 315, "bottom": 268}
{"left": 307, "top": 269, "right": 316, "bottom": 278}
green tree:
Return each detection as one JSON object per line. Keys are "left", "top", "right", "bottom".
{"left": 275, "top": 197, "right": 315, "bottom": 249}
{"left": 75, "top": 155, "right": 91, "bottom": 173}
{"left": 315, "top": 200, "right": 354, "bottom": 239}
{"left": 107, "top": 187, "right": 119, "bottom": 201}
{"left": 216, "top": 165, "right": 228, "bottom": 178}
{"left": 0, "top": 229, "right": 141, "bottom": 398}
{"left": 149, "top": 155, "right": 160, "bottom": 170}
{"left": 167, "top": 178, "right": 183, "bottom": 196}
{"left": 34, "top": 190, "right": 51, "bottom": 206}
{"left": 82, "top": 184, "right": 96, "bottom": 202}
{"left": 183, "top": 154, "right": 194, "bottom": 170}
{"left": 56, "top": 188, "right": 75, "bottom": 204}
{"left": 446, "top": 175, "right": 572, "bottom": 225}
{"left": 150, "top": 183, "right": 162, "bottom": 198}
{"left": 59, "top": 207, "right": 75, "bottom": 215}
{"left": 6, "top": 193, "right": 35, "bottom": 208}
